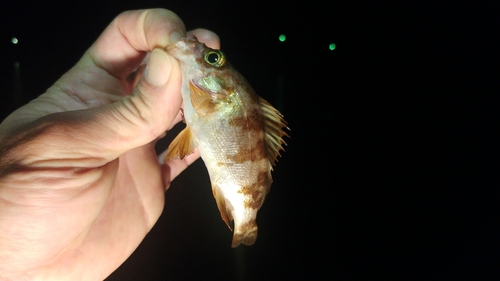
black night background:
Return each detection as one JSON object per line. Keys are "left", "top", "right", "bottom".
{"left": 1, "top": 1, "right": 500, "bottom": 280}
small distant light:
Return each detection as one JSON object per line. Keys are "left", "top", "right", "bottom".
{"left": 329, "top": 43, "right": 336, "bottom": 51}
{"left": 11, "top": 37, "right": 18, "bottom": 44}
{"left": 279, "top": 34, "right": 286, "bottom": 42}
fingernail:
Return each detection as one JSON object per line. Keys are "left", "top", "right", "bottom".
{"left": 170, "top": 31, "right": 182, "bottom": 44}
{"left": 144, "top": 49, "right": 171, "bottom": 86}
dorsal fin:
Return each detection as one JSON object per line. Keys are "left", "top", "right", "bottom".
{"left": 258, "top": 97, "right": 290, "bottom": 167}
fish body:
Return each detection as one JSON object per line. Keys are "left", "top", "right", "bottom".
{"left": 165, "top": 36, "right": 288, "bottom": 247}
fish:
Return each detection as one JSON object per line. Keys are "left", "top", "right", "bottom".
{"left": 164, "top": 35, "right": 289, "bottom": 247}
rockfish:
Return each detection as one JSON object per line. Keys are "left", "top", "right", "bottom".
{"left": 165, "top": 35, "right": 288, "bottom": 247}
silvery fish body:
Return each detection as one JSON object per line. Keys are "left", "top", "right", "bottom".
{"left": 165, "top": 36, "right": 288, "bottom": 247}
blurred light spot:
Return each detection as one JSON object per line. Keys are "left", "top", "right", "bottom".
{"left": 12, "top": 37, "right": 18, "bottom": 44}
{"left": 279, "top": 34, "right": 286, "bottom": 42}
{"left": 14, "top": 61, "right": 20, "bottom": 69}
{"left": 329, "top": 43, "right": 336, "bottom": 50}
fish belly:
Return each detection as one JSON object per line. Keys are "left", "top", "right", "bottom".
{"left": 195, "top": 121, "right": 272, "bottom": 247}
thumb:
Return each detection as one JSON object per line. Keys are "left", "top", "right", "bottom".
{"left": 103, "top": 48, "right": 182, "bottom": 153}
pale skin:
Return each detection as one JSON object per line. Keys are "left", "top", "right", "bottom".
{"left": 0, "top": 9, "right": 220, "bottom": 280}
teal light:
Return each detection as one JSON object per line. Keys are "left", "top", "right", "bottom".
{"left": 11, "top": 37, "right": 18, "bottom": 44}
{"left": 279, "top": 34, "right": 286, "bottom": 42}
{"left": 329, "top": 43, "right": 336, "bottom": 51}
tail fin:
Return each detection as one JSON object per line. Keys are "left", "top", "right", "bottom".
{"left": 231, "top": 224, "right": 258, "bottom": 248}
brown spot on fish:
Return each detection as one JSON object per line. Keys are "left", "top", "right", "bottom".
{"left": 228, "top": 108, "right": 262, "bottom": 132}
{"left": 239, "top": 171, "right": 271, "bottom": 209}
{"left": 226, "top": 138, "right": 266, "bottom": 163}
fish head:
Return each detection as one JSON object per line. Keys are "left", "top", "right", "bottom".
{"left": 167, "top": 35, "right": 224, "bottom": 66}
{"left": 167, "top": 35, "right": 235, "bottom": 102}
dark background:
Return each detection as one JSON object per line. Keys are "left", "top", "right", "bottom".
{"left": 2, "top": 0, "right": 500, "bottom": 280}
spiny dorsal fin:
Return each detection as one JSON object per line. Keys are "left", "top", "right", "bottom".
{"left": 164, "top": 127, "right": 196, "bottom": 160}
{"left": 259, "top": 97, "right": 290, "bottom": 167}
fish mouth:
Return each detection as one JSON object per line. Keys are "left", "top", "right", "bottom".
{"left": 165, "top": 35, "right": 202, "bottom": 55}
{"left": 182, "top": 34, "right": 200, "bottom": 44}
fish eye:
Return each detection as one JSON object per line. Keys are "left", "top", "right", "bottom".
{"left": 204, "top": 50, "right": 226, "bottom": 67}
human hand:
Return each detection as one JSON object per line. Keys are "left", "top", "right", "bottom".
{"left": 0, "top": 9, "right": 219, "bottom": 280}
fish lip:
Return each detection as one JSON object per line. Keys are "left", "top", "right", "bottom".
{"left": 166, "top": 35, "right": 203, "bottom": 58}
{"left": 165, "top": 44, "right": 177, "bottom": 52}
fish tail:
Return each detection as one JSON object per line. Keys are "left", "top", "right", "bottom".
{"left": 231, "top": 223, "right": 258, "bottom": 248}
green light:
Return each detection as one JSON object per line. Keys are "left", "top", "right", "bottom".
{"left": 11, "top": 37, "right": 18, "bottom": 44}
{"left": 329, "top": 43, "right": 336, "bottom": 50}
{"left": 279, "top": 34, "right": 286, "bottom": 42}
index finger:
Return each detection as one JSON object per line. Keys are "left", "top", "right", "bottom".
{"left": 89, "top": 9, "right": 186, "bottom": 80}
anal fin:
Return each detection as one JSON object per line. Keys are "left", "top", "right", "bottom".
{"left": 212, "top": 185, "right": 233, "bottom": 230}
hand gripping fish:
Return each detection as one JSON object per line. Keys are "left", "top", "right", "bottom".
{"left": 165, "top": 35, "right": 289, "bottom": 247}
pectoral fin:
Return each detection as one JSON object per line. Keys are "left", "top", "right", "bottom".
{"left": 164, "top": 127, "right": 196, "bottom": 160}
{"left": 189, "top": 81, "right": 217, "bottom": 115}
